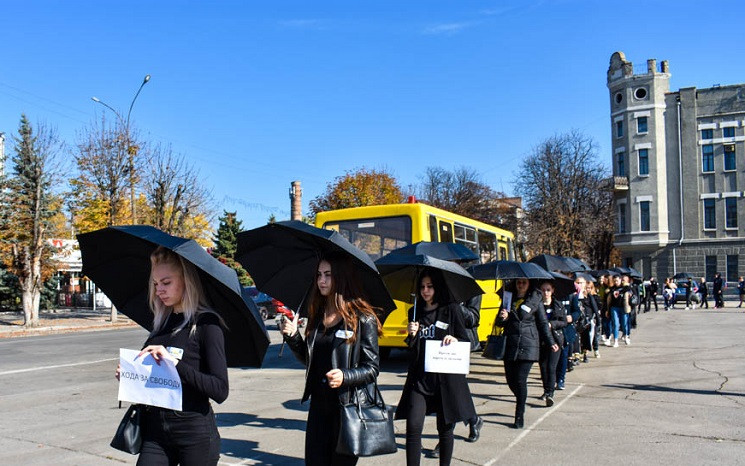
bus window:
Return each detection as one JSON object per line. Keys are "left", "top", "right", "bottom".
{"left": 438, "top": 221, "right": 453, "bottom": 242}
{"left": 499, "top": 246, "right": 507, "bottom": 260}
{"left": 324, "top": 216, "right": 412, "bottom": 260}
{"left": 507, "top": 239, "right": 515, "bottom": 260}
{"left": 428, "top": 215, "right": 438, "bottom": 242}
{"left": 454, "top": 223, "right": 478, "bottom": 255}
{"left": 477, "top": 230, "right": 497, "bottom": 264}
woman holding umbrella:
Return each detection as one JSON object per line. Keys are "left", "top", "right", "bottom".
{"left": 496, "top": 278, "right": 558, "bottom": 428}
{"left": 537, "top": 280, "right": 567, "bottom": 407}
{"left": 279, "top": 252, "right": 382, "bottom": 466}
{"left": 116, "top": 246, "right": 229, "bottom": 465}
{"left": 395, "top": 268, "right": 475, "bottom": 466}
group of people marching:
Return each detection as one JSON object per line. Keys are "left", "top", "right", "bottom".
{"left": 116, "top": 243, "right": 661, "bottom": 466}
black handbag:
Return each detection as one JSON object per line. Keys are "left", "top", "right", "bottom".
{"left": 110, "top": 404, "right": 142, "bottom": 454}
{"left": 336, "top": 324, "right": 396, "bottom": 457}
{"left": 337, "top": 382, "right": 397, "bottom": 457}
{"left": 482, "top": 324, "right": 506, "bottom": 360}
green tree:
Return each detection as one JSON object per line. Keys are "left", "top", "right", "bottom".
{"left": 309, "top": 167, "right": 403, "bottom": 216}
{"left": 211, "top": 211, "right": 252, "bottom": 286}
{"left": 0, "top": 115, "right": 65, "bottom": 326}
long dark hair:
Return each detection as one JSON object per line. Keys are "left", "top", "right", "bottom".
{"left": 414, "top": 267, "right": 450, "bottom": 314}
{"left": 305, "top": 252, "right": 382, "bottom": 342}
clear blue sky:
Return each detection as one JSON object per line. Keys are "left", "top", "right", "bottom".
{"left": 2, "top": 0, "right": 744, "bottom": 231}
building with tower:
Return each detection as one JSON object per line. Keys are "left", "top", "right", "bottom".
{"left": 607, "top": 51, "right": 745, "bottom": 282}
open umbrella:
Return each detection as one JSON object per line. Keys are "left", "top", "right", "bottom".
{"left": 589, "top": 269, "right": 620, "bottom": 278}
{"left": 77, "top": 225, "right": 270, "bottom": 368}
{"left": 529, "top": 254, "right": 588, "bottom": 273}
{"left": 375, "top": 253, "right": 483, "bottom": 307}
{"left": 611, "top": 267, "right": 643, "bottom": 280}
{"left": 574, "top": 272, "right": 597, "bottom": 283}
{"left": 468, "top": 260, "right": 554, "bottom": 281}
{"left": 235, "top": 221, "right": 395, "bottom": 318}
{"left": 549, "top": 271, "right": 576, "bottom": 300}
{"left": 386, "top": 241, "right": 478, "bottom": 263}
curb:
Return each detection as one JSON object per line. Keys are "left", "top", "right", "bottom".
{"left": 0, "top": 321, "right": 139, "bottom": 339}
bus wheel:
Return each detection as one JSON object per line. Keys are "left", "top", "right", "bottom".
{"left": 379, "top": 347, "right": 392, "bottom": 360}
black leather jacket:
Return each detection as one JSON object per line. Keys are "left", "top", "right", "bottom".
{"left": 495, "top": 289, "right": 555, "bottom": 361}
{"left": 285, "top": 312, "right": 380, "bottom": 403}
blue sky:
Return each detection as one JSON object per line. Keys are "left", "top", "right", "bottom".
{"left": 2, "top": 0, "right": 745, "bottom": 231}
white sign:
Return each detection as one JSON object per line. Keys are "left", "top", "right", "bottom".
{"left": 423, "top": 340, "right": 471, "bottom": 375}
{"left": 502, "top": 291, "right": 513, "bottom": 311}
{"left": 117, "top": 348, "right": 183, "bottom": 411}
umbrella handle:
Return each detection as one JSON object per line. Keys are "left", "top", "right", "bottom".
{"left": 278, "top": 340, "right": 286, "bottom": 358}
{"left": 411, "top": 293, "right": 417, "bottom": 322}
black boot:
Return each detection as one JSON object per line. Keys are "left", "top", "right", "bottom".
{"left": 513, "top": 413, "right": 524, "bottom": 429}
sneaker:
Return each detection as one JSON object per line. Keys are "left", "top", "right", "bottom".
{"left": 625, "top": 337, "right": 631, "bottom": 345}
{"left": 604, "top": 338, "right": 613, "bottom": 347}
{"left": 556, "top": 382, "right": 565, "bottom": 390}
{"left": 545, "top": 394, "right": 554, "bottom": 407}
{"left": 538, "top": 393, "right": 547, "bottom": 401}
{"left": 613, "top": 340, "right": 619, "bottom": 348}
{"left": 594, "top": 350, "right": 600, "bottom": 358}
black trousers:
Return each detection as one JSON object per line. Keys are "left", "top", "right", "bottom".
{"left": 405, "top": 388, "right": 455, "bottom": 466}
{"left": 306, "top": 394, "right": 358, "bottom": 466}
{"left": 701, "top": 294, "right": 709, "bottom": 308}
{"left": 538, "top": 346, "right": 560, "bottom": 394}
{"left": 503, "top": 359, "right": 534, "bottom": 418}
{"left": 138, "top": 407, "right": 220, "bottom": 466}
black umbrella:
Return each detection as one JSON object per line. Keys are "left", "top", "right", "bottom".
{"left": 235, "top": 221, "right": 395, "bottom": 318}
{"left": 574, "top": 272, "right": 597, "bottom": 283}
{"left": 387, "top": 241, "right": 479, "bottom": 263}
{"left": 589, "top": 269, "right": 619, "bottom": 277}
{"left": 529, "top": 254, "right": 588, "bottom": 273}
{"left": 549, "top": 271, "right": 576, "bottom": 300}
{"left": 673, "top": 272, "right": 694, "bottom": 280}
{"left": 375, "top": 253, "right": 483, "bottom": 307}
{"left": 77, "top": 225, "right": 270, "bottom": 368}
{"left": 468, "top": 260, "right": 554, "bottom": 281}
{"left": 611, "top": 267, "right": 643, "bottom": 280}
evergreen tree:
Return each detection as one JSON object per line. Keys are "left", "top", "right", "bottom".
{"left": 212, "top": 211, "right": 242, "bottom": 259}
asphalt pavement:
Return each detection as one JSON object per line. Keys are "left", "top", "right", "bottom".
{"left": 0, "top": 303, "right": 744, "bottom": 465}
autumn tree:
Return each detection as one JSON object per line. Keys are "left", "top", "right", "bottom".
{"left": 211, "top": 211, "right": 251, "bottom": 286}
{"left": 141, "top": 145, "right": 213, "bottom": 244}
{"left": 514, "top": 130, "right": 614, "bottom": 267}
{"left": 309, "top": 167, "right": 403, "bottom": 216}
{"left": 417, "top": 166, "right": 512, "bottom": 227}
{"left": 0, "top": 116, "right": 66, "bottom": 325}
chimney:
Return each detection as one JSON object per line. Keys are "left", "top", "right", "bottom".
{"left": 647, "top": 58, "right": 657, "bottom": 74}
{"left": 0, "top": 132, "right": 5, "bottom": 177}
{"left": 290, "top": 181, "right": 302, "bottom": 221}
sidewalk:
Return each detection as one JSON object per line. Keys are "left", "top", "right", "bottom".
{"left": 0, "top": 308, "right": 137, "bottom": 338}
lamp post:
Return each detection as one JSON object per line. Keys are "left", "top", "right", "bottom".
{"left": 91, "top": 74, "right": 150, "bottom": 224}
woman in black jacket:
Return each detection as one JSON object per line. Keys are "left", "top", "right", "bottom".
{"left": 496, "top": 278, "right": 558, "bottom": 428}
{"left": 116, "top": 246, "right": 229, "bottom": 465}
{"left": 395, "top": 268, "right": 475, "bottom": 466}
{"left": 280, "top": 252, "right": 382, "bottom": 466}
{"left": 537, "top": 280, "right": 566, "bottom": 407}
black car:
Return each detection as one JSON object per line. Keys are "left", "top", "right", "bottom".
{"left": 243, "top": 286, "right": 277, "bottom": 320}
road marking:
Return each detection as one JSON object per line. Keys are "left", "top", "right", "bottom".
{"left": 0, "top": 357, "right": 118, "bottom": 376}
{"left": 483, "top": 383, "right": 584, "bottom": 466}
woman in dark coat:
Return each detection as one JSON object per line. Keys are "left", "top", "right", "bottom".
{"left": 537, "top": 280, "right": 567, "bottom": 407}
{"left": 395, "top": 268, "right": 475, "bottom": 466}
{"left": 496, "top": 278, "right": 558, "bottom": 428}
{"left": 280, "top": 252, "right": 382, "bottom": 466}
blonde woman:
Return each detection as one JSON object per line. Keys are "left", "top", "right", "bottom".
{"left": 116, "top": 246, "right": 229, "bottom": 465}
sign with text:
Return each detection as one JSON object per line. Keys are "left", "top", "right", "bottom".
{"left": 118, "top": 348, "right": 183, "bottom": 411}
{"left": 423, "top": 340, "right": 471, "bottom": 375}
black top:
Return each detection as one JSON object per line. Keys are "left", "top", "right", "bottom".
{"left": 307, "top": 320, "right": 343, "bottom": 408}
{"left": 412, "top": 307, "right": 440, "bottom": 396}
{"left": 608, "top": 286, "right": 629, "bottom": 309}
{"left": 143, "top": 312, "right": 229, "bottom": 413}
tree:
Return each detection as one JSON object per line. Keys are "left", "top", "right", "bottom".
{"left": 141, "top": 145, "right": 213, "bottom": 243}
{"left": 211, "top": 211, "right": 252, "bottom": 286}
{"left": 417, "top": 166, "right": 511, "bottom": 227}
{"left": 0, "top": 116, "right": 65, "bottom": 326}
{"left": 309, "top": 167, "right": 403, "bottom": 216}
{"left": 514, "top": 130, "right": 614, "bottom": 267}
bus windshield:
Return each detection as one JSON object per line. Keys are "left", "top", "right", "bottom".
{"left": 323, "top": 216, "right": 412, "bottom": 260}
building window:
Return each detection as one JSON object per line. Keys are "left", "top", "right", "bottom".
{"left": 616, "top": 121, "right": 624, "bottom": 138}
{"left": 617, "top": 153, "right": 626, "bottom": 177}
{"left": 704, "top": 199, "right": 716, "bottom": 229}
{"left": 638, "top": 149, "right": 649, "bottom": 175}
{"left": 637, "top": 116, "right": 648, "bottom": 134}
{"left": 724, "top": 145, "right": 736, "bottom": 171}
{"left": 726, "top": 197, "right": 738, "bottom": 229}
{"left": 723, "top": 127, "right": 735, "bottom": 138}
{"left": 618, "top": 204, "right": 627, "bottom": 233}
{"left": 701, "top": 129, "right": 713, "bottom": 139}
{"left": 640, "top": 201, "right": 651, "bottom": 231}
{"left": 702, "top": 145, "right": 714, "bottom": 172}
{"left": 726, "top": 255, "right": 739, "bottom": 282}
{"left": 705, "top": 255, "right": 717, "bottom": 282}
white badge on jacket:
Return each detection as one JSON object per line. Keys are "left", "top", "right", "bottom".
{"left": 520, "top": 304, "right": 533, "bottom": 314}
{"left": 435, "top": 321, "right": 449, "bottom": 330}
{"left": 335, "top": 329, "right": 354, "bottom": 339}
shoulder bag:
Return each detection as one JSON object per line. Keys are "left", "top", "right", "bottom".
{"left": 336, "top": 322, "right": 396, "bottom": 457}
{"left": 482, "top": 321, "right": 506, "bottom": 360}
{"left": 110, "top": 404, "right": 142, "bottom": 454}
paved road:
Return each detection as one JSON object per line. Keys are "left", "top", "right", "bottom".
{"left": 1, "top": 309, "right": 744, "bottom": 465}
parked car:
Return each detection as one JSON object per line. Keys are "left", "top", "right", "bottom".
{"left": 243, "top": 286, "right": 276, "bottom": 320}
{"left": 674, "top": 280, "right": 701, "bottom": 305}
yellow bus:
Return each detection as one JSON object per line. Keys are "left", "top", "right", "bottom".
{"left": 315, "top": 199, "right": 515, "bottom": 356}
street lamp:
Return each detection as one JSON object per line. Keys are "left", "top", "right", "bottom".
{"left": 91, "top": 74, "right": 151, "bottom": 224}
